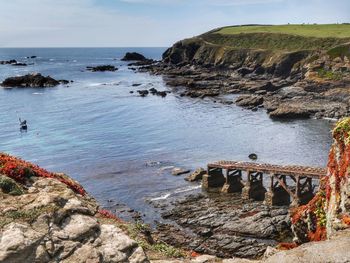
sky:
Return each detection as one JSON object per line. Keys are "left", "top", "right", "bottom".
{"left": 0, "top": 0, "right": 349, "bottom": 47}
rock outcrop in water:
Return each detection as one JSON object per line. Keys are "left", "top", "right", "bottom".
{"left": 139, "top": 27, "right": 350, "bottom": 120}
{"left": 122, "top": 52, "right": 147, "bottom": 61}
{"left": 86, "top": 65, "right": 118, "bottom": 72}
{"left": 1, "top": 73, "right": 66, "bottom": 88}
{"left": 0, "top": 153, "right": 148, "bottom": 263}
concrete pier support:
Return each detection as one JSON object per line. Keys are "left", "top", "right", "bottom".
{"left": 291, "top": 177, "right": 315, "bottom": 207}
{"left": 264, "top": 174, "right": 291, "bottom": 206}
{"left": 242, "top": 171, "right": 267, "bottom": 201}
{"left": 221, "top": 170, "right": 244, "bottom": 193}
{"left": 202, "top": 167, "right": 225, "bottom": 190}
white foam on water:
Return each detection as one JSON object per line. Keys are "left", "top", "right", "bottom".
{"left": 149, "top": 185, "right": 201, "bottom": 201}
{"left": 88, "top": 83, "right": 105, "bottom": 87}
{"left": 149, "top": 193, "right": 171, "bottom": 201}
{"left": 32, "top": 92, "right": 44, "bottom": 95}
{"left": 174, "top": 185, "right": 201, "bottom": 194}
{"left": 159, "top": 166, "right": 174, "bottom": 171}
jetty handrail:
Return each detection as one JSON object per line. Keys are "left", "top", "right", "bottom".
{"left": 208, "top": 161, "right": 327, "bottom": 178}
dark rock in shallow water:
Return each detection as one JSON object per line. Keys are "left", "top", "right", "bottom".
{"left": 86, "top": 65, "right": 118, "bottom": 72}
{"left": 122, "top": 52, "right": 147, "bottom": 61}
{"left": 12, "top": 62, "right": 27, "bottom": 66}
{"left": 137, "top": 90, "right": 149, "bottom": 97}
{"left": 156, "top": 91, "right": 167, "bottom": 97}
{"left": 149, "top": 88, "right": 158, "bottom": 94}
{"left": 172, "top": 168, "right": 190, "bottom": 176}
{"left": 59, "top": 79, "right": 70, "bottom": 85}
{"left": 0, "top": 60, "right": 17, "bottom": 65}
{"left": 1, "top": 73, "right": 60, "bottom": 88}
{"left": 269, "top": 106, "right": 311, "bottom": 119}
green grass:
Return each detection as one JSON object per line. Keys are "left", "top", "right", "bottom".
{"left": 198, "top": 24, "right": 350, "bottom": 52}
{"left": 327, "top": 43, "right": 350, "bottom": 58}
{"left": 317, "top": 68, "right": 344, "bottom": 80}
{"left": 216, "top": 24, "right": 350, "bottom": 38}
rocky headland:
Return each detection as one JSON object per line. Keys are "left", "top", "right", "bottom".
{"left": 138, "top": 24, "right": 350, "bottom": 119}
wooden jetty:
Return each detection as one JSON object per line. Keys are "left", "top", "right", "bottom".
{"left": 203, "top": 161, "right": 327, "bottom": 207}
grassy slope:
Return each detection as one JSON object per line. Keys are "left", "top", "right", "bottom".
{"left": 199, "top": 24, "right": 350, "bottom": 52}
{"left": 217, "top": 24, "right": 350, "bottom": 38}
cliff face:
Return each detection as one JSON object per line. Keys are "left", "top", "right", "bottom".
{"left": 291, "top": 118, "right": 350, "bottom": 244}
{"left": 162, "top": 33, "right": 350, "bottom": 80}
{"left": 0, "top": 153, "right": 148, "bottom": 263}
{"left": 162, "top": 38, "right": 312, "bottom": 78}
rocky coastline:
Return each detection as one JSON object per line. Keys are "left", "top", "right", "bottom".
{"left": 136, "top": 35, "right": 350, "bottom": 120}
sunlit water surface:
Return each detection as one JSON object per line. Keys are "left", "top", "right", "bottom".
{"left": 0, "top": 48, "right": 333, "bottom": 222}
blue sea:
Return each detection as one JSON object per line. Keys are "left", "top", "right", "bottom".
{"left": 0, "top": 48, "right": 333, "bottom": 222}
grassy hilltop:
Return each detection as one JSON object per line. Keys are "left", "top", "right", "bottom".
{"left": 200, "top": 24, "right": 350, "bottom": 52}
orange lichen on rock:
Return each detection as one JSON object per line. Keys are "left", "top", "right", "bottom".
{"left": 307, "top": 225, "right": 327, "bottom": 241}
{"left": 0, "top": 152, "right": 86, "bottom": 195}
{"left": 98, "top": 209, "right": 124, "bottom": 223}
{"left": 277, "top": 242, "right": 298, "bottom": 250}
{"left": 342, "top": 215, "right": 350, "bottom": 225}
{"left": 190, "top": 251, "right": 201, "bottom": 257}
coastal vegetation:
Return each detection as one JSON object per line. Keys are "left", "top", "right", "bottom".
{"left": 200, "top": 24, "right": 350, "bottom": 52}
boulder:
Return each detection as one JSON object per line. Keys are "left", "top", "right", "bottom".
{"left": 269, "top": 106, "right": 311, "bottom": 119}
{"left": 185, "top": 168, "right": 206, "bottom": 182}
{"left": 236, "top": 95, "right": 264, "bottom": 107}
{"left": 1, "top": 73, "right": 61, "bottom": 88}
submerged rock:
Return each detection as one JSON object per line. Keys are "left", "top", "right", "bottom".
{"left": 172, "top": 168, "right": 191, "bottom": 176}
{"left": 1, "top": 73, "right": 62, "bottom": 88}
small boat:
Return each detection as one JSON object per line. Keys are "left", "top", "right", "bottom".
{"left": 19, "top": 118, "right": 27, "bottom": 130}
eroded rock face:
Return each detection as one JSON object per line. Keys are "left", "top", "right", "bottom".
{"left": 0, "top": 176, "right": 148, "bottom": 263}
{"left": 1, "top": 73, "right": 62, "bottom": 88}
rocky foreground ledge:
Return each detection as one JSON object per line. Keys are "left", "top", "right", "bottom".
{"left": 0, "top": 153, "right": 148, "bottom": 263}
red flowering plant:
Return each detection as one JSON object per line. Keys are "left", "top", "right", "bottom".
{"left": 0, "top": 153, "right": 86, "bottom": 195}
